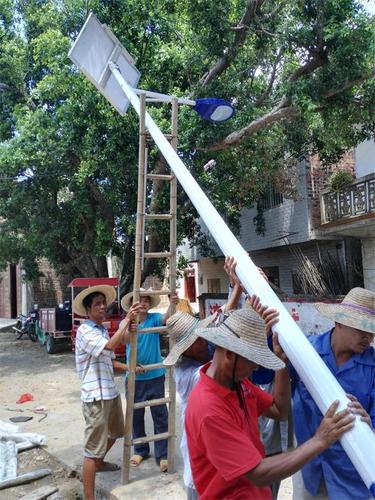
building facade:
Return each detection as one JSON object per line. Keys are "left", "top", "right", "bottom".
{"left": 179, "top": 141, "right": 375, "bottom": 300}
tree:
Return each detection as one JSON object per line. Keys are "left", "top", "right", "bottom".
{"left": 0, "top": 0, "right": 374, "bottom": 290}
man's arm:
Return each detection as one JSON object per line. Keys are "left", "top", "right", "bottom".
{"left": 246, "top": 400, "right": 355, "bottom": 486}
{"left": 224, "top": 256, "right": 244, "bottom": 311}
{"left": 224, "top": 257, "right": 269, "bottom": 312}
{"left": 263, "top": 365, "right": 291, "bottom": 421}
{"left": 248, "top": 295, "right": 291, "bottom": 420}
{"left": 112, "top": 359, "right": 129, "bottom": 372}
{"left": 162, "top": 293, "right": 179, "bottom": 324}
{"left": 347, "top": 393, "right": 375, "bottom": 431}
{"left": 105, "top": 302, "right": 140, "bottom": 351}
{"left": 263, "top": 331, "right": 290, "bottom": 420}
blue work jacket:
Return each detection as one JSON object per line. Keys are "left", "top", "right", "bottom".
{"left": 291, "top": 330, "right": 375, "bottom": 500}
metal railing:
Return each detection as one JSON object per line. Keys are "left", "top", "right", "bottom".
{"left": 321, "top": 173, "right": 375, "bottom": 224}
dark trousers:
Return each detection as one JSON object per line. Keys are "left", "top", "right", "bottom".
{"left": 130, "top": 375, "right": 168, "bottom": 462}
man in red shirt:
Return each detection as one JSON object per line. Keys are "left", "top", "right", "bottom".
{"left": 185, "top": 308, "right": 355, "bottom": 500}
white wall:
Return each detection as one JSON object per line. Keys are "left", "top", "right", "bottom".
{"left": 238, "top": 163, "right": 311, "bottom": 252}
{"left": 355, "top": 140, "right": 375, "bottom": 178}
{"left": 361, "top": 238, "right": 375, "bottom": 291}
{"left": 202, "top": 299, "right": 334, "bottom": 335}
{"left": 283, "top": 302, "right": 334, "bottom": 335}
{"left": 195, "top": 257, "right": 228, "bottom": 295}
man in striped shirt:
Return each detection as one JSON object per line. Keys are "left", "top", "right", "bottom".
{"left": 74, "top": 284, "right": 141, "bottom": 500}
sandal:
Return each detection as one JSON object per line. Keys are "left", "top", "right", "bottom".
{"left": 159, "top": 459, "right": 168, "bottom": 473}
{"left": 130, "top": 454, "right": 147, "bottom": 467}
{"left": 96, "top": 461, "right": 120, "bottom": 472}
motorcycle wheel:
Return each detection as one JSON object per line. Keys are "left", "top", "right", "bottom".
{"left": 27, "top": 323, "right": 38, "bottom": 342}
{"left": 46, "top": 335, "right": 57, "bottom": 354}
{"left": 15, "top": 321, "right": 24, "bottom": 340}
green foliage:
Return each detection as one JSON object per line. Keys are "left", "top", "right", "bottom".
{"left": 329, "top": 170, "right": 354, "bottom": 192}
{"left": 0, "top": 0, "right": 374, "bottom": 285}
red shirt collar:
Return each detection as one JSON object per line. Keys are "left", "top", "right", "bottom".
{"left": 199, "top": 361, "right": 237, "bottom": 399}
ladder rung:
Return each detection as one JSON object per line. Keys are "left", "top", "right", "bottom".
{"left": 133, "top": 397, "right": 170, "bottom": 410}
{"left": 137, "top": 362, "right": 172, "bottom": 371}
{"left": 144, "top": 252, "right": 172, "bottom": 259}
{"left": 145, "top": 214, "right": 173, "bottom": 221}
{"left": 141, "top": 362, "right": 166, "bottom": 371}
{"left": 146, "top": 133, "right": 173, "bottom": 141}
{"left": 132, "top": 432, "right": 172, "bottom": 445}
{"left": 138, "top": 325, "right": 168, "bottom": 334}
{"left": 147, "top": 174, "right": 173, "bottom": 181}
{"left": 138, "top": 289, "right": 171, "bottom": 296}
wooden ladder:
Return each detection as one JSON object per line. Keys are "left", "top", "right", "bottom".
{"left": 122, "top": 93, "right": 178, "bottom": 484}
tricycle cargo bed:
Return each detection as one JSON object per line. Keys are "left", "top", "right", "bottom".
{"left": 39, "top": 308, "right": 72, "bottom": 336}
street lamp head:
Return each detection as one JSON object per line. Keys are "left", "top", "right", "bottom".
{"left": 193, "top": 98, "right": 235, "bottom": 123}
{"left": 69, "top": 13, "right": 235, "bottom": 124}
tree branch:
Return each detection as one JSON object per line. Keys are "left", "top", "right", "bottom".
{"left": 201, "top": 50, "right": 328, "bottom": 152}
{"left": 198, "top": 0, "right": 265, "bottom": 87}
{"left": 202, "top": 62, "right": 375, "bottom": 152}
{"left": 85, "top": 178, "right": 115, "bottom": 231}
{"left": 288, "top": 52, "right": 327, "bottom": 82}
{"left": 323, "top": 67, "right": 375, "bottom": 99}
{"left": 202, "top": 104, "right": 299, "bottom": 152}
{"left": 254, "top": 49, "right": 283, "bottom": 106}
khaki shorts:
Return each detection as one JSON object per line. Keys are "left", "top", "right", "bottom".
{"left": 82, "top": 395, "right": 124, "bottom": 458}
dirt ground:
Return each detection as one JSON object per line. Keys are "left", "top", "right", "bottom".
{"left": 0, "top": 328, "right": 292, "bottom": 499}
{"left": 2, "top": 447, "right": 82, "bottom": 499}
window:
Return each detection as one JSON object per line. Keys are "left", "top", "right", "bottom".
{"left": 258, "top": 185, "right": 283, "bottom": 210}
{"left": 207, "top": 278, "right": 221, "bottom": 293}
{"left": 292, "top": 271, "right": 303, "bottom": 295}
{"left": 262, "top": 266, "right": 280, "bottom": 288}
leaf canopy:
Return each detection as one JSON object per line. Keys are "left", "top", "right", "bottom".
{"left": 0, "top": 0, "right": 374, "bottom": 284}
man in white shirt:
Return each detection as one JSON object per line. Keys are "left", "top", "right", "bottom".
{"left": 74, "top": 284, "right": 140, "bottom": 500}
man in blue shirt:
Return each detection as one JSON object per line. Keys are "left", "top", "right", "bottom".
{"left": 121, "top": 288, "right": 178, "bottom": 472}
{"left": 290, "top": 287, "right": 375, "bottom": 500}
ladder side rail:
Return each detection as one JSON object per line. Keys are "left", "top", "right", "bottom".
{"left": 140, "top": 146, "right": 148, "bottom": 271}
{"left": 122, "top": 92, "right": 147, "bottom": 484}
{"left": 166, "top": 97, "right": 178, "bottom": 473}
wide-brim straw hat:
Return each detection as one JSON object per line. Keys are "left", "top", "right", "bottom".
{"left": 121, "top": 288, "right": 160, "bottom": 312}
{"left": 163, "top": 312, "right": 216, "bottom": 366}
{"left": 315, "top": 287, "right": 375, "bottom": 335}
{"left": 196, "top": 308, "right": 285, "bottom": 370}
{"left": 73, "top": 285, "right": 116, "bottom": 316}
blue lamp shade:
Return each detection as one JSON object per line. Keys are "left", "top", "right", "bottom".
{"left": 193, "top": 98, "right": 235, "bottom": 123}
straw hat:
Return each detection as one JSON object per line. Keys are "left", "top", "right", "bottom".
{"left": 121, "top": 288, "right": 160, "bottom": 312}
{"left": 315, "top": 287, "right": 375, "bottom": 335}
{"left": 175, "top": 298, "right": 195, "bottom": 315}
{"left": 196, "top": 308, "right": 285, "bottom": 370}
{"left": 73, "top": 285, "right": 116, "bottom": 316}
{"left": 163, "top": 312, "right": 216, "bottom": 366}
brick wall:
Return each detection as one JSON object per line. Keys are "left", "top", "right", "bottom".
{"left": 0, "top": 266, "right": 12, "bottom": 317}
{"left": 0, "top": 264, "right": 22, "bottom": 318}
{"left": 306, "top": 151, "right": 355, "bottom": 229}
{"left": 32, "top": 259, "right": 73, "bottom": 308}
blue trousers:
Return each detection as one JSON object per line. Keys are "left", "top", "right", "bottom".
{"left": 129, "top": 375, "right": 168, "bottom": 462}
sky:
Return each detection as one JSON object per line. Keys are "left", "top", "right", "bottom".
{"left": 361, "top": 0, "right": 375, "bottom": 15}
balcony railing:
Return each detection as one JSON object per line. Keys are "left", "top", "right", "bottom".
{"left": 321, "top": 173, "right": 375, "bottom": 224}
